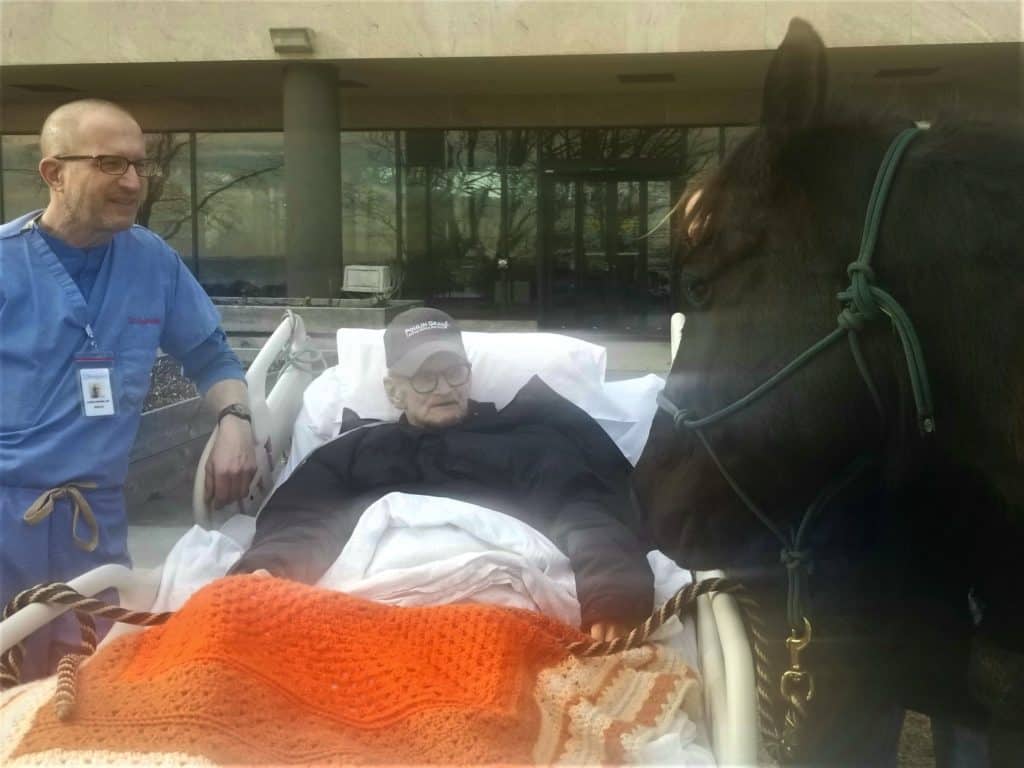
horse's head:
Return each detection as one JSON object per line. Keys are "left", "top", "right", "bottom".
{"left": 634, "top": 19, "right": 1024, "bottom": 568}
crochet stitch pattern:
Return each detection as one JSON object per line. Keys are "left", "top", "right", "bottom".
{"left": 1, "top": 575, "right": 701, "bottom": 765}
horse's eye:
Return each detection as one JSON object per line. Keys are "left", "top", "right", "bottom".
{"left": 684, "top": 277, "right": 712, "bottom": 309}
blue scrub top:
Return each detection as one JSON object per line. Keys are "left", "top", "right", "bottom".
{"left": 0, "top": 211, "right": 222, "bottom": 491}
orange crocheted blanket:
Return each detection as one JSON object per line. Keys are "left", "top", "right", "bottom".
{"left": 1, "top": 575, "right": 701, "bottom": 765}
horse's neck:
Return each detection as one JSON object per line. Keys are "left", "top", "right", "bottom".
{"left": 876, "top": 127, "right": 1024, "bottom": 510}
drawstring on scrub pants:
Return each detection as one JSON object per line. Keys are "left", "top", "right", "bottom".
{"left": 22, "top": 482, "right": 101, "bottom": 553}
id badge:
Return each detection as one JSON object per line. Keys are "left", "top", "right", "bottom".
{"left": 75, "top": 351, "right": 117, "bottom": 417}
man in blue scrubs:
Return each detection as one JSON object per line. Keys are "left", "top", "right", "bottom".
{"left": 0, "top": 99, "right": 258, "bottom": 679}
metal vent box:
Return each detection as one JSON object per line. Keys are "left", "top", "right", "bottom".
{"left": 343, "top": 265, "right": 395, "bottom": 294}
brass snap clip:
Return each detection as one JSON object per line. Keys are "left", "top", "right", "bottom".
{"left": 780, "top": 617, "right": 815, "bottom": 703}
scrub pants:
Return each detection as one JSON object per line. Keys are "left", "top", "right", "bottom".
{"left": 0, "top": 485, "right": 131, "bottom": 682}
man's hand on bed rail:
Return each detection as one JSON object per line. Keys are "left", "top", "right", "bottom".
{"left": 588, "top": 621, "right": 630, "bottom": 642}
{"left": 203, "top": 380, "right": 258, "bottom": 510}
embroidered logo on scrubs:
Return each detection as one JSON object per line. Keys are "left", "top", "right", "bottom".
{"left": 127, "top": 317, "right": 161, "bottom": 325}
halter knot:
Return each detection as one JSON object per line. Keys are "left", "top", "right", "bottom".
{"left": 836, "top": 306, "right": 867, "bottom": 332}
{"left": 780, "top": 548, "right": 812, "bottom": 573}
{"left": 838, "top": 271, "right": 881, "bottom": 325}
{"left": 673, "top": 408, "right": 692, "bottom": 430}
{"left": 846, "top": 262, "right": 876, "bottom": 282}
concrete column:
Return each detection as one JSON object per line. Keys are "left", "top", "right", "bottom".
{"left": 283, "top": 64, "right": 341, "bottom": 297}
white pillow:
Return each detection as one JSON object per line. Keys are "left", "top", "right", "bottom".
{"left": 331, "top": 328, "right": 626, "bottom": 422}
{"left": 281, "top": 328, "right": 660, "bottom": 479}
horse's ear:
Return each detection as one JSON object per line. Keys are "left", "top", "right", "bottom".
{"left": 761, "top": 18, "right": 828, "bottom": 133}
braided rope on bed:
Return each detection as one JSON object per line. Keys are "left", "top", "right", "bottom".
{"left": 567, "top": 576, "right": 782, "bottom": 763}
{"left": 1, "top": 577, "right": 782, "bottom": 763}
{"left": 0, "top": 582, "right": 173, "bottom": 708}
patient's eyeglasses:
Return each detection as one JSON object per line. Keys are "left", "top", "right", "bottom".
{"left": 54, "top": 154, "right": 163, "bottom": 178}
{"left": 407, "top": 362, "right": 471, "bottom": 394}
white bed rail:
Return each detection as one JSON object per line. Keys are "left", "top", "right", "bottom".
{"left": 696, "top": 569, "right": 759, "bottom": 764}
{"left": 192, "top": 311, "right": 317, "bottom": 528}
{"left": 0, "top": 565, "right": 161, "bottom": 656}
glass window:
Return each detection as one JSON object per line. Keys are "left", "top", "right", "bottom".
{"left": 139, "top": 132, "right": 193, "bottom": 269}
{"left": 399, "top": 163, "right": 436, "bottom": 298}
{"left": 684, "top": 127, "right": 721, "bottom": 183}
{"left": 539, "top": 128, "right": 685, "bottom": 164}
{"left": 194, "top": 133, "right": 285, "bottom": 296}
{"left": 503, "top": 130, "right": 538, "bottom": 308}
{"left": 1, "top": 135, "right": 48, "bottom": 219}
{"left": 540, "top": 129, "right": 584, "bottom": 162}
{"left": 601, "top": 128, "right": 687, "bottom": 161}
{"left": 645, "top": 180, "right": 674, "bottom": 318}
{"left": 400, "top": 130, "right": 505, "bottom": 307}
{"left": 341, "top": 131, "right": 397, "bottom": 267}
{"left": 431, "top": 131, "right": 502, "bottom": 302}
{"left": 502, "top": 129, "right": 536, "bottom": 169}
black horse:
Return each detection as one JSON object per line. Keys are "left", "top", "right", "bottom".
{"left": 634, "top": 19, "right": 1023, "bottom": 766}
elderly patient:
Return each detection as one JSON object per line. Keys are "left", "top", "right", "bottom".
{"left": 232, "top": 308, "right": 654, "bottom": 640}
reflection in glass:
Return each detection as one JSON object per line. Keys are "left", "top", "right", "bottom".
{"left": 1, "top": 136, "right": 48, "bottom": 219}
{"left": 432, "top": 130, "right": 502, "bottom": 303}
{"left": 401, "top": 130, "right": 514, "bottom": 312}
{"left": 140, "top": 132, "right": 193, "bottom": 269}
{"left": 539, "top": 128, "right": 686, "bottom": 163}
{"left": 0, "top": 124, "right": 745, "bottom": 327}
{"left": 645, "top": 180, "right": 674, "bottom": 322}
{"left": 195, "top": 133, "right": 285, "bottom": 296}
{"left": 341, "top": 131, "right": 397, "bottom": 267}
{"left": 541, "top": 129, "right": 584, "bottom": 161}
{"left": 684, "top": 127, "right": 721, "bottom": 183}
{"left": 401, "top": 163, "right": 433, "bottom": 297}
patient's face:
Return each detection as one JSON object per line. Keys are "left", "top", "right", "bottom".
{"left": 387, "top": 352, "right": 471, "bottom": 429}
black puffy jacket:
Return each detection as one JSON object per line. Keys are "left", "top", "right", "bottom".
{"left": 232, "top": 376, "right": 654, "bottom": 628}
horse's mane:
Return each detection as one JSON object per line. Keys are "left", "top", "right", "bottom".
{"left": 681, "top": 105, "right": 1024, "bottom": 273}
{"left": 679, "top": 101, "right": 1024, "bottom": 471}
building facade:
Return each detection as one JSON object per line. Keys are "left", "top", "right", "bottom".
{"left": 2, "top": 1, "right": 1021, "bottom": 332}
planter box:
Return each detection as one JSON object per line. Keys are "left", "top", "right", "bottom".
{"left": 215, "top": 298, "right": 422, "bottom": 335}
{"left": 126, "top": 397, "right": 212, "bottom": 524}
{"left": 216, "top": 298, "right": 421, "bottom": 363}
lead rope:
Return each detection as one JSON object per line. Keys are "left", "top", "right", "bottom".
{"left": 0, "top": 583, "right": 172, "bottom": 717}
{"left": 1, "top": 577, "right": 780, "bottom": 762}
{"left": 569, "top": 576, "right": 783, "bottom": 764}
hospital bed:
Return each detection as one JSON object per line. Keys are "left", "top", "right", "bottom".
{"left": 0, "top": 312, "right": 760, "bottom": 766}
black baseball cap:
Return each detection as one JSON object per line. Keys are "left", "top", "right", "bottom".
{"left": 384, "top": 307, "right": 467, "bottom": 377}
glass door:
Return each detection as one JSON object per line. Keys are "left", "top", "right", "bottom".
{"left": 541, "top": 176, "right": 675, "bottom": 332}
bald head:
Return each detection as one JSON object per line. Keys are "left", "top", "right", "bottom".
{"left": 37, "top": 99, "right": 147, "bottom": 247}
{"left": 40, "top": 99, "right": 140, "bottom": 157}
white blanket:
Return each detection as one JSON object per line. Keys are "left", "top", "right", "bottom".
{"left": 151, "top": 492, "right": 698, "bottom": 662}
